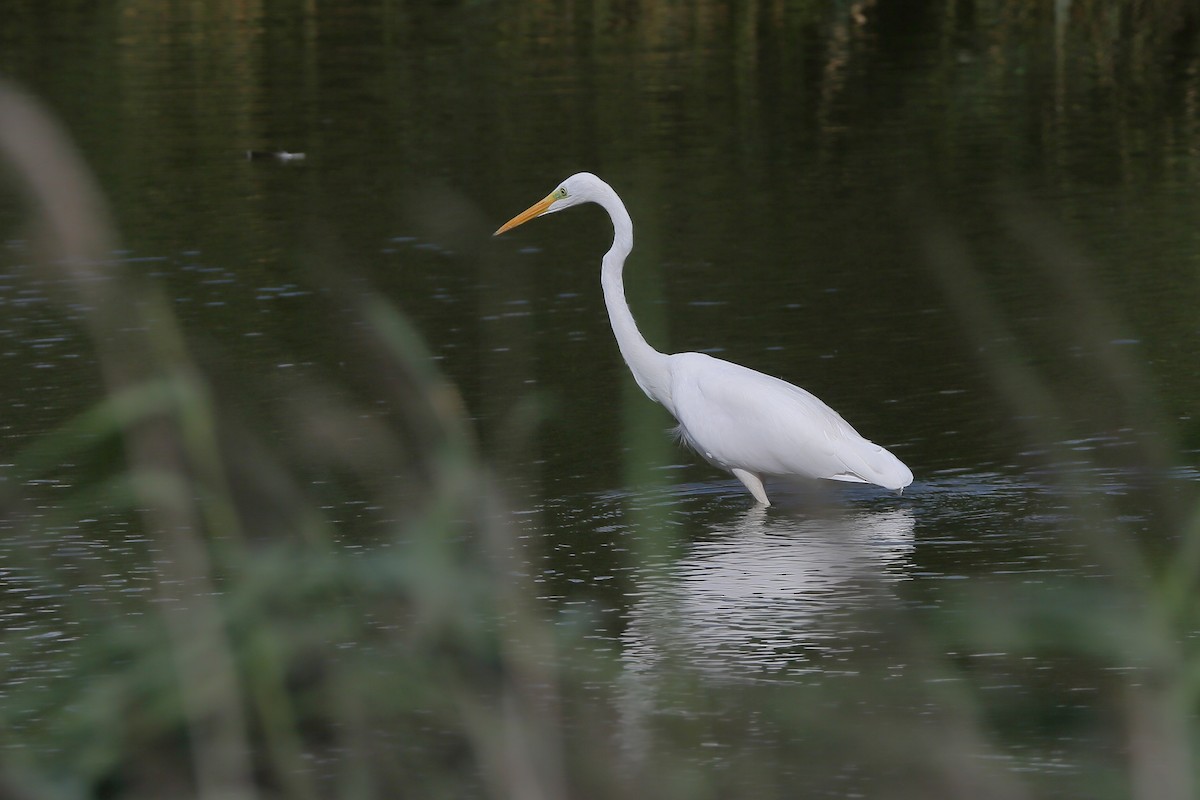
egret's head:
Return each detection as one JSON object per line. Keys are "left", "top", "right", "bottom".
{"left": 493, "top": 172, "right": 603, "bottom": 236}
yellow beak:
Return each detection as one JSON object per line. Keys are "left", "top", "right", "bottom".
{"left": 494, "top": 193, "right": 557, "bottom": 236}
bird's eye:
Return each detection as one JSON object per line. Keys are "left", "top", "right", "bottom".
{"left": 556, "top": 188, "right": 568, "bottom": 199}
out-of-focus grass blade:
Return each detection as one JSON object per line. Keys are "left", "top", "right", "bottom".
{"left": 7, "top": 376, "right": 184, "bottom": 485}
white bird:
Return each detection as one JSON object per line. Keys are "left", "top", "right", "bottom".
{"left": 494, "top": 172, "right": 912, "bottom": 506}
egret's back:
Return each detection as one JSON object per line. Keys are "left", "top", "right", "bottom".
{"left": 665, "top": 353, "right": 912, "bottom": 492}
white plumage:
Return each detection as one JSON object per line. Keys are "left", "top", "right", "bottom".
{"left": 495, "top": 172, "right": 912, "bottom": 506}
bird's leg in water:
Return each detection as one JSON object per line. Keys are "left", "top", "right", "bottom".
{"left": 732, "top": 468, "right": 770, "bottom": 506}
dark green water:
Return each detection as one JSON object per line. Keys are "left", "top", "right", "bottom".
{"left": 1, "top": 2, "right": 1199, "bottom": 797}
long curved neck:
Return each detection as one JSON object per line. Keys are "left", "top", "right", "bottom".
{"left": 595, "top": 187, "right": 672, "bottom": 408}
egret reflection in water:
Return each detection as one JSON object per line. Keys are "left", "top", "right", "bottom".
{"left": 615, "top": 506, "right": 915, "bottom": 765}
{"left": 621, "top": 506, "right": 915, "bottom": 680}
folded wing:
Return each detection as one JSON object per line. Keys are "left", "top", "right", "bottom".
{"left": 667, "top": 352, "right": 912, "bottom": 491}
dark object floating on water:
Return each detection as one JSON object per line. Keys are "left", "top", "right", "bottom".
{"left": 246, "top": 150, "right": 306, "bottom": 162}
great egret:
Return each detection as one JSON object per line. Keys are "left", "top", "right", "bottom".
{"left": 494, "top": 172, "right": 912, "bottom": 505}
